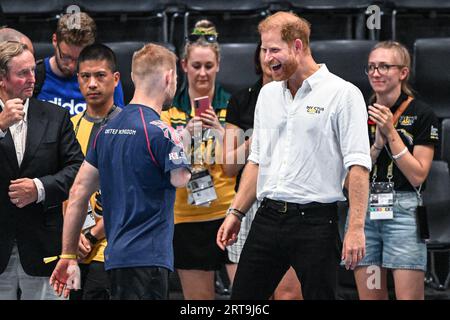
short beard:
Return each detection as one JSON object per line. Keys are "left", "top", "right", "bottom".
{"left": 55, "top": 55, "right": 74, "bottom": 78}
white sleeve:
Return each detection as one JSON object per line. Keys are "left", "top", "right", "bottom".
{"left": 337, "top": 84, "right": 372, "bottom": 171}
{"left": 33, "top": 178, "right": 46, "bottom": 203}
{"left": 247, "top": 91, "right": 261, "bottom": 165}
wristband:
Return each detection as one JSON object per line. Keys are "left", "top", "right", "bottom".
{"left": 43, "top": 254, "right": 78, "bottom": 264}
{"left": 392, "top": 146, "right": 408, "bottom": 160}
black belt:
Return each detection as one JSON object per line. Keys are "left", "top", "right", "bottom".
{"left": 261, "top": 198, "right": 336, "bottom": 213}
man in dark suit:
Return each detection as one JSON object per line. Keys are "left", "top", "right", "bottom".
{"left": 0, "top": 41, "right": 83, "bottom": 299}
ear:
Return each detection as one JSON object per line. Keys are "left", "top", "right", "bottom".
{"left": 165, "top": 69, "right": 173, "bottom": 87}
{"left": 399, "top": 66, "right": 409, "bottom": 81}
{"left": 293, "top": 39, "right": 303, "bottom": 53}
{"left": 52, "top": 33, "right": 57, "bottom": 49}
{"left": 181, "top": 59, "right": 188, "bottom": 73}
{"left": 130, "top": 71, "right": 135, "bottom": 85}
{"left": 113, "top": 71, "right": 120, "bottom": 88}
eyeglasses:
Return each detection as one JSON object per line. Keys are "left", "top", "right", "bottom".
{"left": 186, "top": 34, "right": 218, "bottom": 43}
{"left": 365, "top": 64, "right": 404, "bottom": 75}
{"left": 57, "top": 42, "right": 78, "bottom": 63}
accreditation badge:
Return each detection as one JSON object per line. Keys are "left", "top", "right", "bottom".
{"left": 369, "top": 182, "right": 394, "bottom": 220}
{"left": 186, "top": 168, "right": 217, "bottom": 206}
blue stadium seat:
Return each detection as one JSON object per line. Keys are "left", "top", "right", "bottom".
{"left": 33, "top": 42, "right": 54, "bottom": 61}
{"left": 181, "top": 0, "right": 268, "bottom": 41}
{"left": 289, "top": 0, "right": 372, "bottom": 11}
{"left": 216, "top": 42, "right": 259, "bottom": 95}
{"left": 66, "top": 0, "right": 167, "bottom": 14}
{"left": 422, "top": 160, "right": 450, "bottom": 290}
{"left": 390, "top": 0, "right": 450, "bottom": 41}
{"left": 67, "top": 0, "right": 169, "bottom": 42}
{"left": 413, "top": 38, "right": 450, "bottom": 119}
{"left": 441, "top": 119, "right": 450, "bottom": 165}
{"left": 310, "top": 40, "right": 377, "bottom": 101}
{"left": 1, "top": 0, "right": 63, "bottom": 15}
{"left": 106, "top": 41, "right": 176, "bottom": 104}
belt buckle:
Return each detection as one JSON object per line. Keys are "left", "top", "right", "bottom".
{"left": 279, "top": 201, "right": 288, "bottom": 213}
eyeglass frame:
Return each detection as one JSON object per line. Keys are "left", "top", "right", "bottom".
{"left": 185, "top": 34, "right": 218, "bottom": 44}
{"left": 365, "top": 63, "right": 405, "bottom": 75}
{"left": 56, "top": 42, "right": 78, "bottom": 63}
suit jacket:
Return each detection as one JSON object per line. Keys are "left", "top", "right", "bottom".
{"left": 0, "top": 98, "right": 83, "bottom": 276}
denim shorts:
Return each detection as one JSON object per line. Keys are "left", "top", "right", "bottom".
{"left": 344, "top": 191, "right": 427, "bottom": 271}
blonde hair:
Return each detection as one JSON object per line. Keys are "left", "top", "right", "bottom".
{"left": 132, "top": 43, "right": 176, "bottom": 84}
{"left": 371, "top": 41, "right": 414, "bottom": 97}
{"left": 56, "top": 12, "right": 96, "bottom": 47}
{"left": 258, "top": 11, "right": 311, "bottom": 52}
{"left": 0, "top": 41, "right": 29, "bottom": 77}
{"left": 183, "top": 20, "right": 220, "bottom": 61}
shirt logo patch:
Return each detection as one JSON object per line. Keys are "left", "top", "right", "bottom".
{"left": 151, "top": 120, "right": 184, "bottom": 148}
{"left": 430, "top": 125, "right": 439, "bottom": 140}
{"left": 399, "top": 116, "right": 416, "bottom": 126}
{"left": 306, "top": 106, "right": 324, "bottom": 114}
{"left": 169, "top": 151, "right": 186, "bottom": 161}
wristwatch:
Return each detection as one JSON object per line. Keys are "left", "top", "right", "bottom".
{"left": 84, "top": 230, "right": 98, "bottom": 245}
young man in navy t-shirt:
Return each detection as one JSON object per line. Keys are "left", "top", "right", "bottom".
{"left": 50, "top": 44, "right": 191, "bottom": 300}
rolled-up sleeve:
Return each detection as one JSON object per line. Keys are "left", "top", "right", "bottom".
{"left": 337, "top": 85, "right": 372, "bottom": 171}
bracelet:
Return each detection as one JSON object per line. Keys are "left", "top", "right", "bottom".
{"left": 43, "top": 254, "right": 78, "bottom": 264}
{"left": 392, "top": 146, "right": 408, "bottom": 160}
{"left": 226, "top": 208, "right": 245, "bottom": 221}
{"left": 372, "top": 144, "right": 383, "bottom": 151}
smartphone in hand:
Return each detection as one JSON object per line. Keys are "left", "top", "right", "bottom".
{"left": 194, "top": 96, "right": 210, "bottom": 117}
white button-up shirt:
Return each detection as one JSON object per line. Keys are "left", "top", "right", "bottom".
{"left": 248, "top": 64, "right": 371, "bottom": 204}
{"left": 0, "top": 99, "right": 45, "bottom": 203}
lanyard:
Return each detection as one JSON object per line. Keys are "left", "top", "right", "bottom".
{"left": 372, "top": 96, "right": 414, "bottom": 182}
{"left": 74, "top": 104, "right": 117, "bottom": 137}
{"left": 372, "top": 160, "right": 394, "bottom": 183}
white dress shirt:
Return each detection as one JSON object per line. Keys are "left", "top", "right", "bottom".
{"left": 248, "top": 64, "right": 371, "bottom": 204}
{"left": 0, "top": 99, "right": 46, "bottom": 203}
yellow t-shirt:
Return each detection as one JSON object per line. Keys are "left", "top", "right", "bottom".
{"left": 71, "top": 113, "right": 107, "bottom": 263}
{"left": 161, "top": 107, "right": 235, "bottom": 224}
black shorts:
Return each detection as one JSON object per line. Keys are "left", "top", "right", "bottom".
{"left": 174, "top": 218, "right": 230, "bottom": 270}
{"left": 108, "top": 267, "right": 169, "bottom": 300}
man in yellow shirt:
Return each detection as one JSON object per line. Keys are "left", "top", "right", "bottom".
{"left": 69, "top": 43, "right": 121, "bottom": 299}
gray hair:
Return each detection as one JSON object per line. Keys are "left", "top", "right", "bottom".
{"left": 0, "top": 41, "right": 29, "bottom": 77}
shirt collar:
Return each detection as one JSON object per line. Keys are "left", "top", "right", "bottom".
{"left": 282, "top": 64, "right": 329, "bottom": 93}
{"left": 0, "top": 98, "right": 30, "bottom": 123}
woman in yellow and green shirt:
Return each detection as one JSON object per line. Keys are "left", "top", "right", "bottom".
{"left": 161, "top": 20, "right": 235, "bottom": 300}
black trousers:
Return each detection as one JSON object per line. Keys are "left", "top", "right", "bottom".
{"left": 231, "top": 198, "right": 341, "bottom": 300}
{"left": 108, "top": 267, "right": 169, "bottom": 300}
{"left": 70, "top": 261, "right": 110, "bottom": 300}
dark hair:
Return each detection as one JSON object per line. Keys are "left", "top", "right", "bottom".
{"left": 254, "top": 41, "right": 262, "bottom": 75}
{"left": 77, "top": 43, "right": 118, "bottom": 73}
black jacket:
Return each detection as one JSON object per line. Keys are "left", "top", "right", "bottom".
{"left": 0, "top": 98, "right": 83, "bottom": 276}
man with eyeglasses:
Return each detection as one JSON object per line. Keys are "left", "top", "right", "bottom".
{"left": 33, "top": 12, "right": 124, "bottom": 117}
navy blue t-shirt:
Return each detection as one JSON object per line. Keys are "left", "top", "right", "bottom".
{"left": 86, "top": 104, "right": 188, "bottom": 271}
{"left": 37, "top": 57, "right": 124, "bottom": 116}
